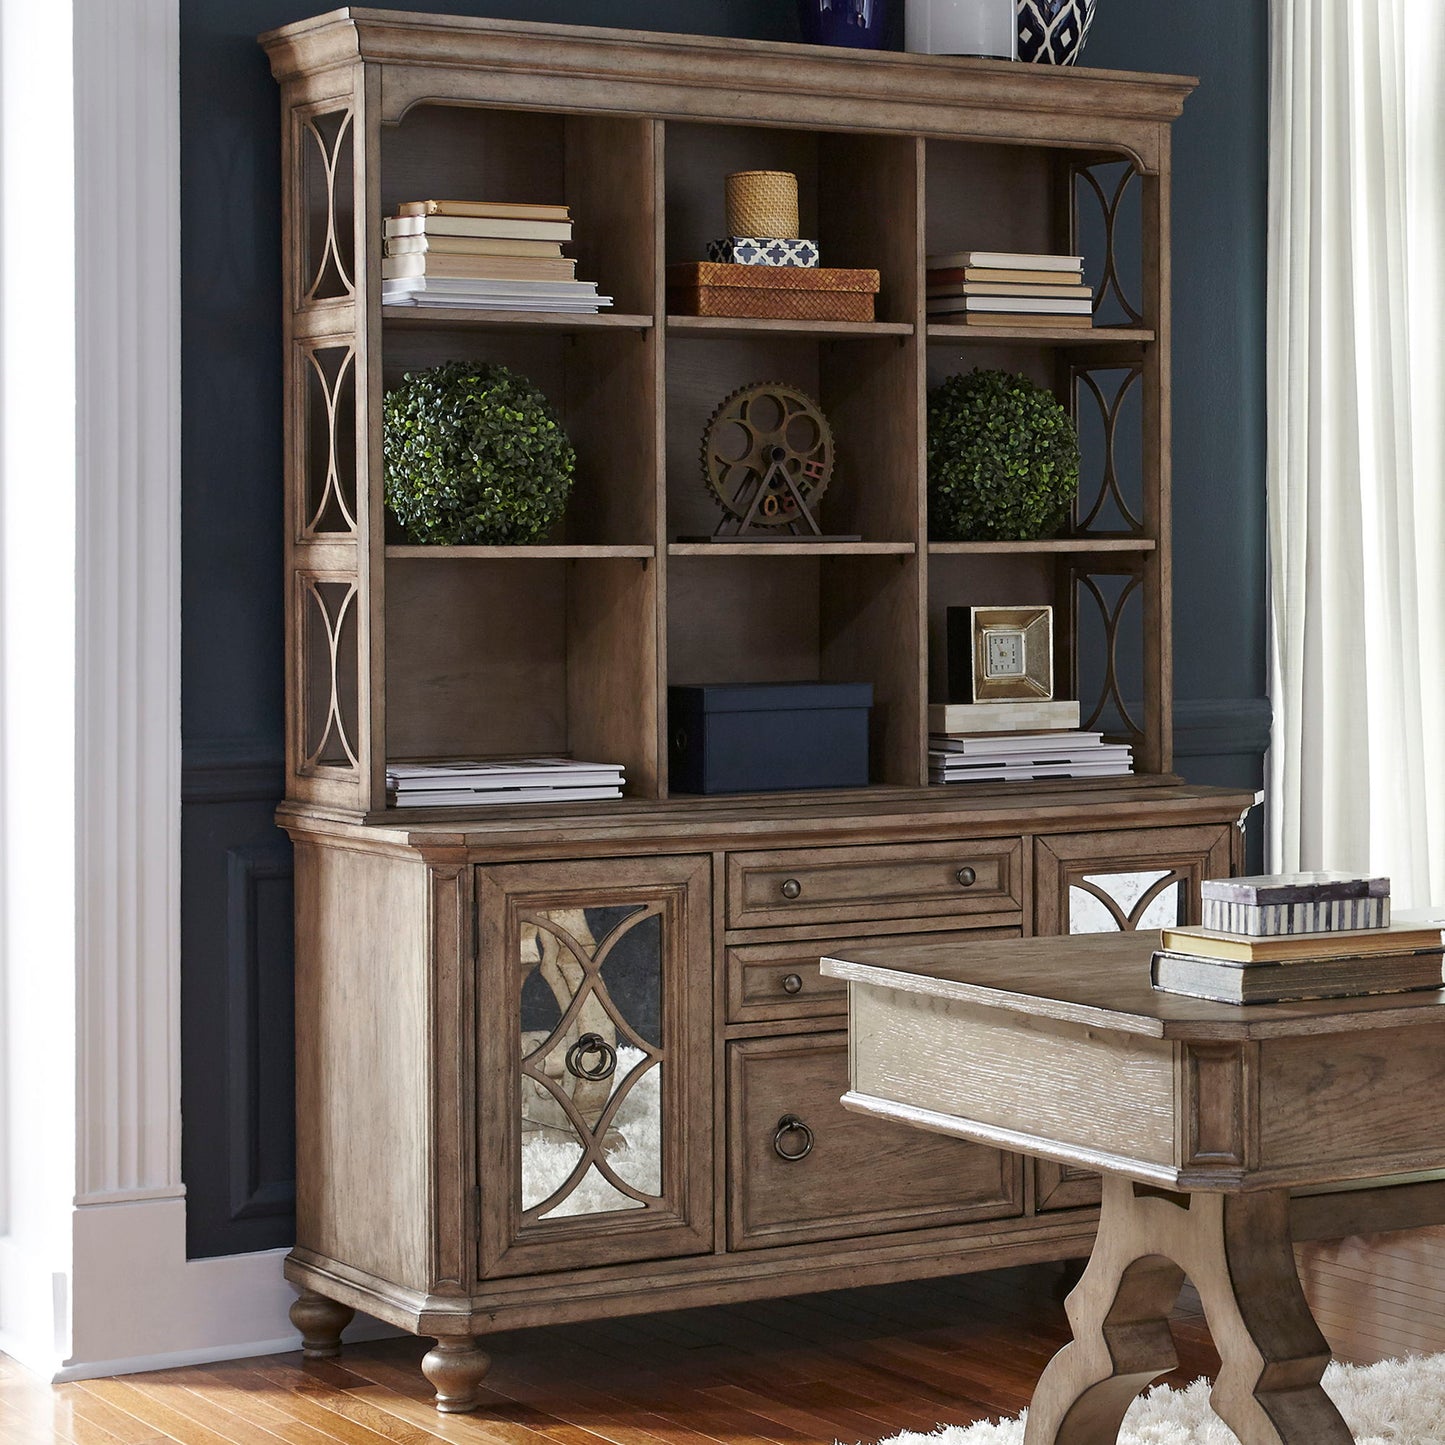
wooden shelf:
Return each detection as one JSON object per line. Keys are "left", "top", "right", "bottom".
{"left": 382, "top": 307, "right": 653, "bottom": 332}
{"left": 926, "top": 323, "right": 1155, "bottom": 345}
{"left": 668, "top": 541, "right": 915, "bottom": 558}
{"left": 667, "top": 315, "right": 913, "bottom": 341}
{"left": 386, "top": 545, "right": 655, "bottom": 560}
{"left": 928, "top": 538, "right": 1156, "bottom": 555}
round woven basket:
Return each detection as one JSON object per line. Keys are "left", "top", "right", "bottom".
{"left": 725, "top": 171, "right": 800, "bottom": 239}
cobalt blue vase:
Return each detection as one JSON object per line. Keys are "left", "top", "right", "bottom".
{"left": 798, "top": 0, "right": 891, "bottom": 50}
{"left": 1016, "top": 0, "right": 1096, "bottom": 64}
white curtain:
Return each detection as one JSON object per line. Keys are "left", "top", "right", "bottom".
{"left": 1268, "top": 0, "right": 1445, "bottom": 906}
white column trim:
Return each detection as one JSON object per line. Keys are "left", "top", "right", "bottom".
{"left": 73, "top": 0, "right": 183, "bottom": 1206}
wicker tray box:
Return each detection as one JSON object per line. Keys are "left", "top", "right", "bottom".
{"left": 667, "top": 262, "right": 879, "bottom": 322}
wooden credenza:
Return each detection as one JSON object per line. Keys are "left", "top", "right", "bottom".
{"left": 279, "top": 785, "right": 1252, "bottom": 1406}
{"left": 259, "top": 8, "right": 1257, "bottom": 1410}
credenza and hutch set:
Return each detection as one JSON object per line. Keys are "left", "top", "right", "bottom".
{"left": 262, "top": 9, "right": 1260, "bottom": 1412}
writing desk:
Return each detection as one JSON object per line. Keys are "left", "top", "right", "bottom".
{"left": 822, "top": 929, "right": 1445, "bottom": 1444}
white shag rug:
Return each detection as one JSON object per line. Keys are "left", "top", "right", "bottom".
{"left": 870, "top": 1355, "right": 1445, "bottom": 1444}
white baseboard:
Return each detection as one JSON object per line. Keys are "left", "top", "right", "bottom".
{"left": 0, "top": 1199, "right": 402, "bottom": 1383}
{"left": 49, "top": 1314, "right": 401, "bottom": 1383}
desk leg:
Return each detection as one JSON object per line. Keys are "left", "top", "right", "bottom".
{"left": 1023, "top": 1177, "right": 1351, "bottom": 1445}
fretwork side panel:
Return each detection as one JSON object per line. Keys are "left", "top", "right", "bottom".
{"left": 283, "top": 84, "right": 374, "bottom": 809}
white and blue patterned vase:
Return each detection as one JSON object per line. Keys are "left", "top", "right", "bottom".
{"left": 1016, "top": 0, "right": 1096, "bottom": 64}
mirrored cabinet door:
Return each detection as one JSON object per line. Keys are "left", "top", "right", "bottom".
{"left": 476, "top": 855, "right": 712, "bottom": 1278}
{"left": 1033, "top": 824, "right": 1238, "bottom": 938}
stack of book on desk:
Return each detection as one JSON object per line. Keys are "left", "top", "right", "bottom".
{"left": 926, "top": 250, "right": 1093, "bottom": 327}
{"left": 382, "top": 200, "right": 613, "bottom": 313}
{"left": 1152, "top": 872, "right": 1445, "bottom": 1004}
{"left": 386, "top": 757, "right": 624, "bottom": 808}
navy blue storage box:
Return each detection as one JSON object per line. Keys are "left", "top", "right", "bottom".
{"left": 668, "top": 682, "right": 873, "bottom": 794}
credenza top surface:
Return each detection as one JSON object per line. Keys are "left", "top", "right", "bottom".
{"left": 277, "top": 779, "right": 1259, "bottom": 855}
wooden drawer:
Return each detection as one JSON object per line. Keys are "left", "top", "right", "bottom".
{"left": 726, "top": 927, "right": 1015, "bottom": 1026}
{"left": 727, "top": 1034, "right": 1023, "bottom": 1250}
{"left": 726, "top": 838, "right": 1023, "bottom": 929}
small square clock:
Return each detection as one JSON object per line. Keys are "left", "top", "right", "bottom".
{"left": 969, "top": 606, "right": 1054, "bottom": 702}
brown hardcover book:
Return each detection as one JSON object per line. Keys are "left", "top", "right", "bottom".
{"left": 666, "top": 261, "right": 880, "bottom": 294}
{"left": 1151, "top": 947, "right": 1445, "bottom": 1004}
{"left": 398, "top": 199, "right": 571, "bottom": 221}
{"left": 929, "top": 266, "right": 1084, "bottom": 286}
{"left": 1160, "top": 921, "right": 1445, "bottom": 964}
{"left": 384, "top": 235, "right": 564, "bottom": 258}
{"left": 381, "top": 253, "right": 578, "bottom": 282}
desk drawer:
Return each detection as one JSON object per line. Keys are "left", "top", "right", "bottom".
{"left": 726, "top": 838, "right": 1023, "bottom": 929}
{"left": 726, "top": 926, "right": 1017, "bottom": 1026}
{"left": 727, "top": 1034, "right": 1023, "bottom": 1250}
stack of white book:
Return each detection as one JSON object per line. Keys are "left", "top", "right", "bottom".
{"left": 387, "top": 757, "right": 624, "bottom": 808}
{"left": 382, "top": 199, "right": 613, "bottom": 313}
{"left": 929, "top": 730, "right": 1133, "bottom": 784}
{"left": 925, "top": 250, "right": 1094, "bottom": 327}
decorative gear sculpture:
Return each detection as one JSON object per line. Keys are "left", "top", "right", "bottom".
{"left": 701, "top": 383, "right": 834, "bottom": 536}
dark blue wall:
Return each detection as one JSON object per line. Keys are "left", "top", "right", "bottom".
{"left": 179, "top": 0, "right": 1268, "bottom": 1258}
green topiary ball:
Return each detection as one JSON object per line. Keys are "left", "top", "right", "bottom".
{"left": 383, "top": 361, "right": 576, "bottom": 546}
{"left": 927, "top": 368, "right": 1080, "bottom": 542}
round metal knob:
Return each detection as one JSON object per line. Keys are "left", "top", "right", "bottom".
{"left": 565, "top": 1032, "right": 617, "bottom": 1081}
{"left": 773, "top": 1114, "right": 814, "bottom": 1162}
{"left": 957, "top": 866, "right": 978, "bottom": 887}
{"left": 781, "top": 973, "right": 804, "bottom": 995}
{"left": 780, "top": 878, "right": 802, "bottom": 900}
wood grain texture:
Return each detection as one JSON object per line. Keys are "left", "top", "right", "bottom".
{"left": 1024, "top": 1180, "right": 1348, "bottom": 1445}
{"left": 724, "top": 927, "right": 1015, "bottom": 1027}
{"left": 292, "top": 841, "right": 432, "bottom": 1291}
{"left": 727, "top": 1032, "right": 1022, "bottom": 1250}
{"left": 728, "top": 838, "right": 1022, "bottom": 929}
{"left": 1260, "top": 1029, "right": 1445, "bottom": 1175}
{"left": 848, "top": 984, "right": 1178, "bottom": 1167}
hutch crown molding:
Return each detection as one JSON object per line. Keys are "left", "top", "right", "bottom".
{"left": 263, "top": 8, "right": 1256, "bottom": 1412}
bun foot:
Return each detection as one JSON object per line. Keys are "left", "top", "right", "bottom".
{"left": 289, "top": 1290, "right": 355, "bottom": 1359}
{"left": 422, "top": 1336, "right": 491, "bottom": 1413}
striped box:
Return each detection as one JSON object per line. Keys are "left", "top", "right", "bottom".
{"left": 1200, "top": 872, "right": 1390, "bottom": 937}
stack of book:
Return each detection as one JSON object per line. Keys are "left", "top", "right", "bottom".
{"left": 929, "top": 729, "right": 1132, "bottom": 784}
{"left": 382, "top": 199, "right": 613, "bottom": 313}
{"left": 1151, "top": 872, "right": 1445, "bottom": 1005}
{"left": 386, "top": 757, "right": 624, "bottom": 809}
{"left": 925, "top": 250, "right": 1094, "bottom": 328}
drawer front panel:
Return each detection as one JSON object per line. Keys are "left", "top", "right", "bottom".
{"left": 726, "top": 838, "right": 1024, "bottom": 929}
{"left": 726, "top": 927, "right": 1016, "bottom": 1026}
{"left": 727, "top": 1033, "right": 1023, "bottom": 1250}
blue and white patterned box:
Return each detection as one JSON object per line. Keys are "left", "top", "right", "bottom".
{"left": 1200, "top": 871, "right": 1392, "bottom": 936}
{"left": 706, "top": 237, "right": 821, "bottom": 268}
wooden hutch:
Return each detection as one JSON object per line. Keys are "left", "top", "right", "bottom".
{"left": 262, "top": 9, "right": 1257, "bottom": 1412}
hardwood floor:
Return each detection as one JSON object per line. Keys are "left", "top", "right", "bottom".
{"left": 3, "top": 1230, "right": 1443, "bottom": 1445}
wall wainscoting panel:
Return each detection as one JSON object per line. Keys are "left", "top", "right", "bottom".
{"left": 181, "top": 739, "right": 295, "bottom": 1258}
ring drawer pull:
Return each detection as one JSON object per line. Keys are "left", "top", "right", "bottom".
{"left": 781, "top": 973, "right": 804, "bottom": 995}
{"left": 956, "top": 866, "right": 978, "bottom": 887}
{"left": 773, "top": 1114, "right": 814, "bottom": 1161}
{"left": 565, "top": 1033, "right": 617, "bottom": 1081}
{"left": 780, "top": 878, "right": 802, "bottom": 900}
